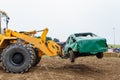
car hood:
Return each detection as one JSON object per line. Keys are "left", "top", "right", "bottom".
{"left": 76, "top": 37, "right": 108, "bottom": 53}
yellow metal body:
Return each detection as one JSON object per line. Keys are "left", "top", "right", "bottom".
{"left": 0, "top": 28, "right": 61, "bottom": 57}
{"left": 0, "top": 10, "right": 62, "bottom": 57}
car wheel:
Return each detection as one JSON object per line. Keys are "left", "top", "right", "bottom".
{"left": 69, "top": 50, "right": 75, "bottom": 63}
{"left": 96, "top": 52, "right": 103, "bottom": 59}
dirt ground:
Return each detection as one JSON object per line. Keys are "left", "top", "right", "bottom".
{"left": 0, "top": 56, "right": 120, "bottom": 80}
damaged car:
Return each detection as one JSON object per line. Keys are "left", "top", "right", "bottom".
{"left": 63, "top": 32, "right": 108, "bottom": 62}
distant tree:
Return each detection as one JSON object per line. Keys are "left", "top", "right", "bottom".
{"left": 53, "top": 38, "right": 60, "bottom": 42}
{"left": 35, "top": 36, "right": 52, "bottom": 41}
{"left": 46, "top": 37, "right": 52, "bottom": 41}
{"left": 35, "top": 36, "right": 60, "bottom": 42}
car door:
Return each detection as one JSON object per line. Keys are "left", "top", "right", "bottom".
{"left": 69, "top": 36, "right": 78, "bottom": 51}
{"left": 64, "top": 37, "right": 70, "bottom": 54}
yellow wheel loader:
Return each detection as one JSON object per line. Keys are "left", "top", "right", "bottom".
{"left": 0, "top": 10, "right": 62, "bottom": 73}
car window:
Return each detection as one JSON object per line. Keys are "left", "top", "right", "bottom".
{"left": 66, "top": 37, "right": 70, "bottom": 43}
{"left": 71, "top": 37, "right": 76, "bottom": 42}
{"left": 75, "top": 33, "right": 97, "bottom": 37}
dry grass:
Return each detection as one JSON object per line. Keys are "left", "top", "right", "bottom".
{"left": 104, "top": 52, "right": 120, "bottom": 57}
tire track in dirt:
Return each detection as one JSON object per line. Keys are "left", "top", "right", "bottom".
{"left": 0, "top": 57, "right": 120, "bottom": 80}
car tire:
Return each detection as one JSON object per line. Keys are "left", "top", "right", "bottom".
{"left": 96, "top": 52, "right": 103, "bottom": 59}
{"left": 69, "top": 50, "right": 75, "bottom": 63}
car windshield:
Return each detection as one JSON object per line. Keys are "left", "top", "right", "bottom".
{"left": 74, "top": 33, "right": 97, "bottom": 37}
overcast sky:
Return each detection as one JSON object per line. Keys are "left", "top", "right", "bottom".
{"left": 0, "top": 0, "right": 120, "bottom": 44}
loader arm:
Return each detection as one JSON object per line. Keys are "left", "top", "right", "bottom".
{"left": 19, "top": 28, "right": 48, "bottom": 43}
{"left": 4, "top": 28, "right": 61, "bottom": 57}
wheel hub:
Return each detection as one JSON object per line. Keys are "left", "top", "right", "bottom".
{"left": 11, "top": 53, "right": 24, "bottom": 65}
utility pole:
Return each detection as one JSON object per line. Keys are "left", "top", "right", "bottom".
{"left": 0, "top": 13, "right": 1, "bottom": 33}
{"left": 113, "top": 27, "right": 115, "bottom": 48}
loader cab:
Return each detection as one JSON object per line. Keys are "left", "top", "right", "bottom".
{"left": 0, "top": 10, "right": 9, "bottom": 34}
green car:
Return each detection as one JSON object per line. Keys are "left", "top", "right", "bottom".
{"left": 63, "top": 32, "right": 108, "bottom": 62}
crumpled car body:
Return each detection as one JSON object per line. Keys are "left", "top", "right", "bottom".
{"left": 64, "top": 32, "right": 108, "bottom": 57}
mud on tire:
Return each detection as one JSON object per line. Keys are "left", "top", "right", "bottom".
{"left": 1, "top": 44, "right": 34, "bottom": 73}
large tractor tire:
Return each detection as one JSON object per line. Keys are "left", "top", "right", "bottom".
{"left": 32, "top": 49, "right": 41, "bottom": 67}
{"left": 27, "top": 47, "right": 37, "bottom": 67}
{"left": 1, "top": 44, "right": 35, "bottom": 73}
{"left": 33, "top": 56, "right": 41, "bottom": 67}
